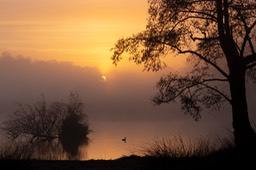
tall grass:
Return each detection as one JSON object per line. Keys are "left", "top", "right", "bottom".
{"left": 140, "top": 133, "right": 236, "bottom": 158}
{"left": 0, "top": 141, "right": 71, "bottom": 160}
{"left": 0, "top": 143, "right": 33, "bottom": 160}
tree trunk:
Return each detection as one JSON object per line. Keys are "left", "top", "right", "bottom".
{"left": 229, "top": 64, "right": 256, "bottom": 153}
{"left": 216, "top": 0, "right": 256, "bottom": 151}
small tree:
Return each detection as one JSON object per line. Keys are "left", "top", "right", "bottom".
{"left": 1, "top": 92, "right": 91, "bottom": 159}
{"left": 111, "top": 0, "right": 256, "bottom": 152}
{"left": 59, "top": 93, "right": 91, "bottom": 159}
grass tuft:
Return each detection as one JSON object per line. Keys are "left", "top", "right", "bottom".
{"left": 139, "top": 133, "right": 237, "bottom": 158}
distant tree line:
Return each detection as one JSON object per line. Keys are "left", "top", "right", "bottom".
{"left": 0, "top": 92, "right": 91, "bottom": 160}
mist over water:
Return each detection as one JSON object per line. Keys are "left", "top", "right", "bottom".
{"left": 1, "top": 54, "right": 253, "bottom": 160}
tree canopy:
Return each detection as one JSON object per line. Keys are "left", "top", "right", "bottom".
{"left": 111, "top": 0, "right": 256, "bottom": 152}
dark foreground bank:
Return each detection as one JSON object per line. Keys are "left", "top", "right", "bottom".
{"left": 0, "top": 154, "right": 254, "bottom": 170}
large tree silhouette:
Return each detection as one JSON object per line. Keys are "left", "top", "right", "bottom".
{"left": 111, "top": 0, "right": 256, "bottom": 152}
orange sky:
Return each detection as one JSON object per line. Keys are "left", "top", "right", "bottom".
{"left": 0, "top": 0, "right": 228, "bottom": 160}
{"left": 0, "top": 0, "right": 148, "bottom": 74}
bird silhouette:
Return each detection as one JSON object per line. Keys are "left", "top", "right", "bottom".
{"left": 122, "top": 137, "right": 126, "bottom": 143}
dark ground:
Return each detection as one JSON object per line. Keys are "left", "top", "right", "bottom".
{"left": 0, "top": 154, "right": 254, "bottom": 170}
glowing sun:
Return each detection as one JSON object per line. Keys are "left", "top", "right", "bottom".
{"left": 101, "top": 75, "right": 107, "bottom": 81}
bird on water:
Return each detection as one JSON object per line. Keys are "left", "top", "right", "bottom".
{"left": 122, "top": 137, "right": 126, "bottom": 143}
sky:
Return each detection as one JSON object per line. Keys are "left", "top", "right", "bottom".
{"left": 0, "top": 0, "right": 148, "bottom": 74}
{"left": 0, "top": 0, "right": 255, "bottom": 160}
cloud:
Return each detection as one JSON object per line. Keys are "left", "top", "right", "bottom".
{"left": 0, "top": 53, "right": 100, "bottom": 118}
{"left": 0, "top": 53, "right": 181, "bottom": 122}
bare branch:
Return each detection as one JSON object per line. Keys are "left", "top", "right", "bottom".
{"left": 195, "top": 78, "right": 230, "bottom": 103}
{"left": 244, "top": 53, "right": 256, "bottom": 68}
{"left": 175, "top": 48, "right": 229, "bottom": 78}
